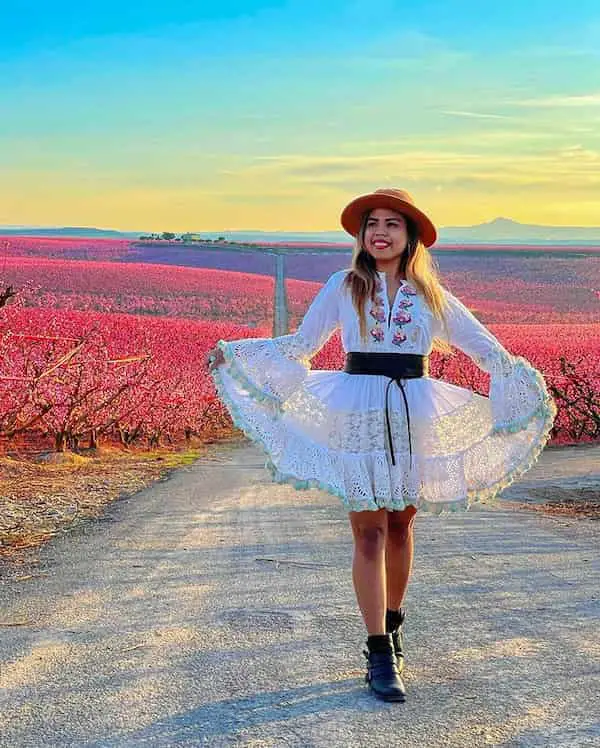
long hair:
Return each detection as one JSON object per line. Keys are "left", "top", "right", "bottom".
{"left": 341, "top": 210, "right": 454, "bottom": 354}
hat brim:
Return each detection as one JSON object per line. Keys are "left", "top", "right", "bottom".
{"left": 340, "top": 194, "right": 437, "bottom": 247}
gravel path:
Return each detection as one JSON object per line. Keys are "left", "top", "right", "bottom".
{"left": 1, "top": 441, "right": 599, "bottom": 747}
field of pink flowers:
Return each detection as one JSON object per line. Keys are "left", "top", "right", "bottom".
{"left": 1, "top": 253, "right": 599, "bottom": 326}
{"left": 1, "top": 236, "right": 598, "bottom": 451}
{"left": 0, "top": 257, "right": 328, "bottom": 327}
{"left": 3, "top": 236, "right": 599, "bottom": 323}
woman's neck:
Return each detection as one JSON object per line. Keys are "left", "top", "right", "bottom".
{"left": 376, "top": 267, "right": 406, "bottom": 281}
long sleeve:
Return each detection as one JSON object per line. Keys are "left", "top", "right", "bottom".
{"left": 432, "top": 287, "right": 557, "bottom": 436}
{"left": 213, "top": 271, "right": 342, "bottom": 409}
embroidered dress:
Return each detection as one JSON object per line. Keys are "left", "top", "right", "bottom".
{"left": 210, "top": 269, "right": 557, "bottom": 514}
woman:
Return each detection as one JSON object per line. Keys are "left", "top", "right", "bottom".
{"left": 206, "top": 188, "right": 557, "bottom": 703}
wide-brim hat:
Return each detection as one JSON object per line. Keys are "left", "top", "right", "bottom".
{"left": 340, "top": 187, "right": 437, "bottom": 247}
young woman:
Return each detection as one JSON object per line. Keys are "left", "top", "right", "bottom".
{"left": 206, "top": 187, "right": 557, "bottom": 703}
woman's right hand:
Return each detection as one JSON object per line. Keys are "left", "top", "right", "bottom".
{"left": 206, "top": 346, "right": 225, "bottom": 371}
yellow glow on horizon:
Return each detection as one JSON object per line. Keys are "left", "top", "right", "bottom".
{"left": 2, "top": 184, "right": 599, "bottom": 232}
{"left": 2, "top": 140, "right": 600, "bottom": 231}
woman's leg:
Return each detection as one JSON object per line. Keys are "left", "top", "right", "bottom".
{"left": 385, "top": 506, "right": 417, "bottom": 610}
{"left": 350, "top": 509, "right": 407, "bottom": 702}
{"left": 348, "top": 509, "right": 388, "bottom": 634}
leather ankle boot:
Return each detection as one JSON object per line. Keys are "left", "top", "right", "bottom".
{"left": 363, "top": 633, "right": 407, "bottom": 702}
{"left": 385, "top": 608, "right": 406, "bottom": 673}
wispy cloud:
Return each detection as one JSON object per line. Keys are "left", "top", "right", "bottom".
{"left": 239, "top": 146, "right": 600, "bottom": 191}
{"left": 512, "top": 92, "right": 600, "bottom": 107}
{"left": 558, "top": 144, "right": 600, "bottom": 160}
{"left": 440, "top": 110, "right": 515, "bottom": 120}
{"left": 339, "top": 130, "right": 558, "bottom": 150}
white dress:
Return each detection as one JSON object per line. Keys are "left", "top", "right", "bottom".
{"left": 210, "top": 269, "right": 557, "bottom": 514}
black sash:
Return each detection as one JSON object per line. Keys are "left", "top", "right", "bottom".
{"left": 343, "top": 352, "right": 429, "bottom": 468}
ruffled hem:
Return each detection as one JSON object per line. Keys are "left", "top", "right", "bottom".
{"left": 210, "top": 356, "right": 556, "bottom": 515}
{"left": 266, "top": 460, "right": 471, "bottom": 515}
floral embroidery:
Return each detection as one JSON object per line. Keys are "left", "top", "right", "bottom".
{"left": 369, "top": 278, "right": 386, "bottom": 343}
{"left": 392, "top": 311, "right": 412, "bottom": 325}
{"left": 370, "top": 276, "right": 418, "bottom": 346}
{"left": 392, "top": 329, "right": 407, "bottom": 344}
{"left": 391, "top": 283, "right": 417, "bottom": 347}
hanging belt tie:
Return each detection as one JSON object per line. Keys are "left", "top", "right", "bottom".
{"left": 344, "top": 352, "right": 429, "bottom": 470}
{"left": 384, "top": 376, "right": 411, "bottom": 467}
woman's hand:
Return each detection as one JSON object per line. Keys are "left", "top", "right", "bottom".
{"left": 206, "top": 346, "right": 225, "bottom": 371}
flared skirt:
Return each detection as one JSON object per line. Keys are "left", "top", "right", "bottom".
{"left": 212, "top": 365, "right": 555, "bottom": 514}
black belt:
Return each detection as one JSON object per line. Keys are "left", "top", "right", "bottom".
{"left": 343, "top": 352, "right": 429, "bottom": 468}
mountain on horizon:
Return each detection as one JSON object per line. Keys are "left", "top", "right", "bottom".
{"left": 439, "top": 217, "right": 600, "bottom": 243}
{"left": 1, "top": 218, "right": 600, "bottom": 244}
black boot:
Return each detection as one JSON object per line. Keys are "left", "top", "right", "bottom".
{"left": 385, "top": 608, "right": 406, "bottom": 673}
{"left": 363, "top": 633, "right": 406, "bottom": 702}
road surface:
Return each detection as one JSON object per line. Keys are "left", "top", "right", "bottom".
{"left": 1, "top": 441, "right": 599, "bottom": 747}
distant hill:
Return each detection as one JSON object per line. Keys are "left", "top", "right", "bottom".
{"left": 439, "top": 217, "right": 600, "bottom": 244}
{"left": 1, "top": 218, "right": 600, "bottom": 244}
{"left": 0, "top": 226, "right": 142, "bottom": 239}
{"left": 206, "top": 220, "right": 600, "bottom": 244}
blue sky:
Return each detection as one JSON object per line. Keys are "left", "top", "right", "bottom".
{"left": 1, "top": 1, "right": 599, "bottom": 231}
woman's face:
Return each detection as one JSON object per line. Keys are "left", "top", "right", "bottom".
{"left": 363, "top": 208, "right": 408, "bottom": 265}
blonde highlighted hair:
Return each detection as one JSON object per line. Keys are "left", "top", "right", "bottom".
{"left": 341, "top": 210, "right": 454, "bottom": 355}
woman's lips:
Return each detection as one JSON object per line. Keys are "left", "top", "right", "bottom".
{"left": 372, "top": 242, "right": 390, "bottom": 249}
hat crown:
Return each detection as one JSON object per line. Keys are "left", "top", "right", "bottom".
{"left": 372, "top": 188, "right": 415, "bottom": 206}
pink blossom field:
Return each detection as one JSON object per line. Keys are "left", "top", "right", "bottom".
{"left": 1, "top": 236, "right": 598, "bottom": 451}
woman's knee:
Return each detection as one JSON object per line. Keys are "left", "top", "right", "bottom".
{"left": 349, "top": 511, "right": 388, "bottom": 560}
{"left": 387, "top": 506, "right": 417, "bottom": 545}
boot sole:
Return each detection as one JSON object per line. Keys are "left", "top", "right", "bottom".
{"left": 365, "top": 676, "right": 407, "bottom": 703}
{"left": 368, "top": 683, "right": 406, "bottom": 703}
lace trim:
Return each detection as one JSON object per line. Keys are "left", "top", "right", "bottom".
{"left": 490, "top": 355, "right": 558, "bottom": 435}
{"left": 217, "top": 339, "right": 282, "bottom": 410}
{"left": 216, "top": 329, "right": 325, "bottom": 406}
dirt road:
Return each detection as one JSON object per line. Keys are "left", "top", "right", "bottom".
{"left": 1, "top": 441, "right": 599, "bottom": 747}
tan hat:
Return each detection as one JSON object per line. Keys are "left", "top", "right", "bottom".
{"left": 340, "top": 187, "right": 437, "bottom": 247}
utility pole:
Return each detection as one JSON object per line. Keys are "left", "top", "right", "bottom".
{"left": 272, "top": 250, "right": 289, "bottom": 337}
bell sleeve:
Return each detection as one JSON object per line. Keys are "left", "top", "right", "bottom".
{"left": 211, "top": 271, "right": 342, "bottom": 410}
{"left": 433, "top": 287, "right": 557, "bottom": 437}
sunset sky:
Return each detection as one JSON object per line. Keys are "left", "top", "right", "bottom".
{"left": 2, "top": 1, "right": 599, "bottom": 232}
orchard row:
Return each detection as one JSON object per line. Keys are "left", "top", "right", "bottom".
{"left": 1, "top": 305, "right": 598, "bottom": 452}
